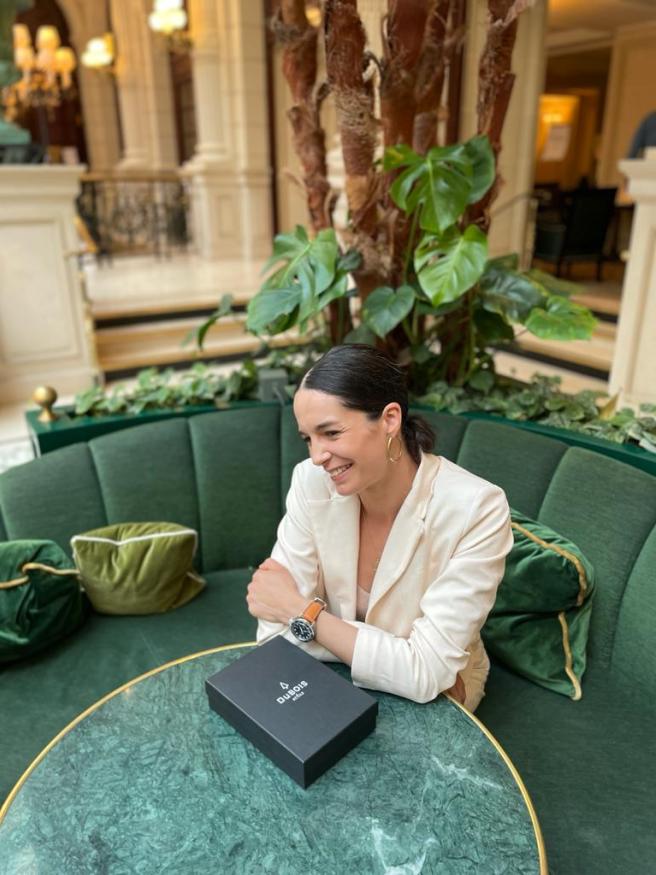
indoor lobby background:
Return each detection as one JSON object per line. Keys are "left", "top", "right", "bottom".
{"left": 1, "top": 0, "right": 656, "bottom": 464}
{"left": 2, "top": 4, "right": 656, "bottom": 872}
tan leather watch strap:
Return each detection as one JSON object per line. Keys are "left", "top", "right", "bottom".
{"left": 302, "top": 598, "right": 326, "bottom": 624}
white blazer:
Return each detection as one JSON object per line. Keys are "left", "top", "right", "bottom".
{"left": 257, "top": 452, "right": 513, "bottom": 709}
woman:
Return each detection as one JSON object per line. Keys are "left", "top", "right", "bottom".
{"left": 247, "top": 345, "right": 513, "bottom": 711}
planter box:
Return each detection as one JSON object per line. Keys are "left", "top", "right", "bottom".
{"left": 26, "top": 400, "right": 656, "bottom": 478}
{"left": 26, "top": 400, "right": 280, "bottom": 456}
{"left": 458, "top": 411, "right": 656, "bottom": 477}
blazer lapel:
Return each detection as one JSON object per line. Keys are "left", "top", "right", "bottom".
{"left": 307, "top": 492, "right": 360, "bottom": 619}
{"left": 367, "top": 454, "right": 441, "bottom": 615}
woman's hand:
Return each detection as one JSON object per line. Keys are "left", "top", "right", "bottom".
{"left": 246, "top": 558, "right": 306, "bottom": 624}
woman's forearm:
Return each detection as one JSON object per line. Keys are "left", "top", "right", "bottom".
{"left": 270, "top": 584, "right": 358, "bottom": 665}
{"left": 313, "top": 609, "right": 358, "bottom": 665}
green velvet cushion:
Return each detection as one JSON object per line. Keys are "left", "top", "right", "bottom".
{"left": 0, "top": 540, "right": 86, "bottom": 664}
{"left": 482, "top": 509, "right": 595, "bottom": 700}
{"left": 71, "top": 522, "right": 206, "bottom": 615}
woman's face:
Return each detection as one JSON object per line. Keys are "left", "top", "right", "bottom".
{"left": 293, "top": 388, "right": 401, "bottom": 496}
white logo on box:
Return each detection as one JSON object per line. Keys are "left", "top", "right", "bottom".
{"left": 277, "top": 679, "right": 308, "bottom": 704}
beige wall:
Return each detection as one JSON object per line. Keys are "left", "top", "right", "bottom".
{"left": 598, "top": 21, "right": 656, "bottom": 187}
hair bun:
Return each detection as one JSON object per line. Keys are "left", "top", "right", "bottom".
{"left": 403, "top": 415, "right": 436, "bottom": 458}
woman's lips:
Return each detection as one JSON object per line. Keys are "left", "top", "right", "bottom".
{"left": 329, "top": 463, "right": 352, "bottom": 481}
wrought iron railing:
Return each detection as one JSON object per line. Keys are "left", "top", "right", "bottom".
{"left": 76, "top": 172, "right": 192, "bottom": 261}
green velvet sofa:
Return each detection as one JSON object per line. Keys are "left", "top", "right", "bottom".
{"left": 1, "top": 405, "right": 655, "bottom": 874}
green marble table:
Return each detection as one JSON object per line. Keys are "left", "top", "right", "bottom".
{"left": 0, "top": 644, "right": 546, "bottom": 874}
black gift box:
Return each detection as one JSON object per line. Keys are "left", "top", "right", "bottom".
{"left": 205, "top": 636, "right": 378, "bottom": 788}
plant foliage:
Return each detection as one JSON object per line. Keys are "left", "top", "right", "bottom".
{"left": 194, "top": 134, "right": 597, "bottom": 390}
{"left": 73, "top": 362, "right": 259, "bottom": 418}
{"left": 417, "top": 375, "right": 656, "bottom": 453}
{"left": 72, "top": 360, "right": 656, "bottom": 457}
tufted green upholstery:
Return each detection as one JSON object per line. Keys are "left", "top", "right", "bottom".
{"left": 90, "top": 419, "right": 201, "bottom": 536}
{"left": 0, "top": 444, "right": 106, "bottom": 546}
{"left": 456, "top": 420, "right": 569, "bottom": 518}
{"left": 188, "top": 407, "right": 282, "bottom": 571}
{"left": 1, "top": 405, "right": 654, "bottom": 874}
{"left": 537, "top": 449, "right": 656, "bottom": 673}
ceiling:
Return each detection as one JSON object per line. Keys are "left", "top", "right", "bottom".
{"left": 547, "top": 0, "right": 656, "bottom": 51}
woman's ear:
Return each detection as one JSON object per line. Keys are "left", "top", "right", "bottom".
{"left": 381, "top": 402, "right": 403, "bottom": 434}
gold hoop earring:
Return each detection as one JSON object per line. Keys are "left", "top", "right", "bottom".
{"left": 386, "top": 433, "right": 403, "bottom": 463}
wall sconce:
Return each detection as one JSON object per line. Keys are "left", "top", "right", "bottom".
{"left": 81, "top": 33, "right": 115, "bottom": 73}
{"left": 148, "top": 0, "right": 191, "bottom": 52}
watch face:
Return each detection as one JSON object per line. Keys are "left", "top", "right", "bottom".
{"left": 290, "top": 618, "right": 315, "bottom": 642}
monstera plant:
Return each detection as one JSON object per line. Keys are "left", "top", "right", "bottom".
{"left": 193, "top": 0, "right": 596, "bottom": 395}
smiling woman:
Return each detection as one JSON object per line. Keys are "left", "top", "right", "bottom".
{"left": 247, "top": 345, "right": 513, "bottom": 711}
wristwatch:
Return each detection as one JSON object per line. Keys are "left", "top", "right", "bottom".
{"left": 289, "top": 597, "right": 327, "bottom": 642}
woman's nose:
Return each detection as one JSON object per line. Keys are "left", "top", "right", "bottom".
{"left": 310, "top": 443, "right": 330, "bottom": 466}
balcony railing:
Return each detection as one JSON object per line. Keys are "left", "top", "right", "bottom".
{"left": 76, "top": 172, "right": 192, "bottom": 261}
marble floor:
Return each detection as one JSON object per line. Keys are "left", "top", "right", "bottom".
{"left": 0, "top": 402, "right": 37, "bottom": 475}
{"left": 86, "top": 253, "right": 266, "bottom": 317}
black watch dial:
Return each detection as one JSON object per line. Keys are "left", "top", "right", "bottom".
{"left": 290, "top": 618, "right": 315, "bottom": 642}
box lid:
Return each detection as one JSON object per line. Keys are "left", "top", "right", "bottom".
{"left": 205, "top": 636, "right": 377, "bottom": 761}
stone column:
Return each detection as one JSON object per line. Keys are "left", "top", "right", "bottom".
{"left": 0, "top": 166, "right": 97, "bottom": 403}
{"left": 609, "top": 148, "right": 656, "bottom": 407}
{"left": 110, "top": 0, "right": 178, "bottom": 172}
{"left": 182, "top": 0, "right": 272, "bottom": 260}
{"left": 59, "top": 0, "right": 122, "bottom": 172}
{"left": 461, "top": 0, "right": 548, "bottom": 262}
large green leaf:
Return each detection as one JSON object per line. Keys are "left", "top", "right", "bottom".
{"left": 383, "top": 144, "right": 421, "bottom": 171}
{"left": 526, "top": 268, "right": 580, "bottom": 298}
{"left": 246, "top": 287, "right": 301, "bottom": 334}
{"left": 386, "top": 136, "right": 493, "bottom": 231}
{"left": 262, "top": 225, "right": 338, "bottom": 297}
{"left": 387, "top": 143, "right": 473, "bottom": 233}
{"left": 463, "top": 135, "right": 495, "bottom": 203}
{"left": 317, "top": 274, "right": 349, "bottom": 310}
{"left": 473, "top": 306, "right": 515, "bottom": 343}
{"left": 479, "top": 264, "right": 547, "bottom": 323}
{"left": 525, "top": 296, "right": 597, "bottom": 340}
{"left": 415, "top": 225, "right": 488, "bottom": 306}
{"left": 362, "top": 285, "right": 415, "bottom": 338}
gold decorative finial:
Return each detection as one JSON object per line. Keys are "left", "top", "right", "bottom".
{"left": 33, "top": 386, "right": 59, "bottom": 423}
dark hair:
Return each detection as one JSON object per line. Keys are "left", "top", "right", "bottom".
{"left": 302, "top": 344, "right": 435, "bottom": 464}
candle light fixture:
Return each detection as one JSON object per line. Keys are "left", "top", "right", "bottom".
{"left": 81, "top": 33, "right": 115, "bottom": 73}
{"left": 148, "top": 0, "right": 191, "bottom": 52}
{"left": 1, "top": 23, "right": 77, "bottom": 124}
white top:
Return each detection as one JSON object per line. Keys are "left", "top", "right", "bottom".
{"left": 355, "top": 585, "right": 370, "bottom": 622}
{"left": 257, "top": 452, "right": 512, "bottom": 705}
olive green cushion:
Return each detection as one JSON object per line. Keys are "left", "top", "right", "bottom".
{"left": 0, "top": 540, "right": 87, "bottom": 664}
{"left": 71, "top": 523, "right": 206, "bottom": 615}
{"left": 482, "top": 509, "right": 595, "bottom": 700}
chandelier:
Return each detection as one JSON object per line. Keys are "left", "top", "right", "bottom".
{"left": 2, "top": 23, "right": 77, "bottom": 122}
